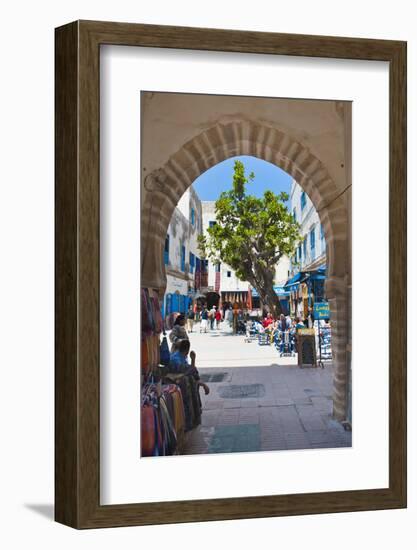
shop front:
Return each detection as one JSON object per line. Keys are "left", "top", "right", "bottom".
{"left": 284, "top": 265, "right": 327, "bottom": 321}
{"left": 221, "top": 290, "right": 249, "bottom": 311}
{"left": 162, "top": 275, "right": 191, "bottom": 321}
{"left": 247, "top": 286, "right": 291, "bottom": 316}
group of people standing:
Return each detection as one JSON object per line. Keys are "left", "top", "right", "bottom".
{"left": 170, "top": 303, "right": 325, "bottom": 341}
{"left": 185, "top": 305, "right": 223, "bottom": 333}
{"left": 186, "top": 304, "right": 263, "bottom": 335}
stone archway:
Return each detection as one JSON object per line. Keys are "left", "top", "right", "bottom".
{"left": 141, "top": 102, "right": 351, "bottom": 421}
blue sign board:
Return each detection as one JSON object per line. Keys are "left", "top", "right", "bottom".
{"left": 314, "top": 301, "right": 330, "bottom": 319}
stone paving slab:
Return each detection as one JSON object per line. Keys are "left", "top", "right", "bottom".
{"left": 179, "top": 329, "right": 351, "bottom": 456}
{"left": 183, "top": 365, "right": 352, "bottom": 456}
{"left": 208, "top": 425, "right": 261, "bottom": 454}
{"left": 285, "top": 432, "right": 310, "bottom": 449}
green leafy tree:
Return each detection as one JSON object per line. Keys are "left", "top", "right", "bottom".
{"left": 198, "top": 160, "right": 301, "bottom": 316}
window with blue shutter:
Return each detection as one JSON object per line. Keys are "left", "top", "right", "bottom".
{"left": 189, "top": 252, "right": 195, "bottom": 274}
{"left": 293, "top": 208, "right": 297, "bottom": 222}
{"left": 301, "top": 191, "right": 306, "bottom": 211}
{"left": 181, "top": 245, "right": 185, "bottom": 271}
{"left": 310, "top": 227, "right": 316, "bottom": 258}
{"left": 191, "top": 208, "right": 195, "bottom": 226}
{"left": 209, "top": 220, "right": 216, "bottom": 228}
{"left": 303, "top": 238, "right": 307, "bottom": 259}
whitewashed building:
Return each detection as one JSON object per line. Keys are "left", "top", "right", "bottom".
{"left": 286, "top": 179, "right": 327, "bottom": 319}
{"left": 163, "top": 191, "right": 294, "bottom": 316}
{"left": 202, "top": 200, "right": 290, "bottom": 311}
{"left": 289, "top": 180, "right": 326, "bottom": 275}
{"left": 162, "top": 187, "right": 203, "bottom": 316}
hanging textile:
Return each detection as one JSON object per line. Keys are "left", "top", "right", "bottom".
{"left": 149, "top": 289, "right": 163, "bottom": 334}
{"left": 141, "top": 289, "right": 154, "bottom": 336}
{"left": 141, "top": 404, "right": 162, "bottom": 456}
{"left": 141, "top": 284, "right": 203, "bottom": 456}
{"left": 159, "top": 396, "right": 177, "bottom": 455}
{"left": 141, "top": 380, "right": 187, "bottom": 457}
{"left": 141, "top": 338, "right": 149, "bottom": 377}
{"left": 176, "top": 375, "right": 201, "bottom": 432}
{"left": 141, "top": 287, "right": 164, "bottom": 378}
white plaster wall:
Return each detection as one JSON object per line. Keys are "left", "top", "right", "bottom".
{"left": 290, "top": 179, "right": 326, "bottom": 273}
{"left": 176, "top": 188, "right": 189, "bottom": 219}
{"left": 165, "top": 275, "right": 188, "bottom": 295}
{"left": 220, "top": 265, "right": 249, "bottom": 291}
{"left": 167, "top": 191, "right": 202, "bottom": 278}
{"left": 275, "top": 255, "right": 291, "bottom": 285}
{"left": 201, "top": 201, "right": 219, "bottom": 289}
{"left": 166, "top": 208, "right": 188, "bottom": 273}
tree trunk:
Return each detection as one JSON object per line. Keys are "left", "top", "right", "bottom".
{"left": 242, "top": 263, "right": 283, "bottom": 318}
{"left": 250, "top": 268, "right": 282, "bottom": 318}
{"left": 264, "top": 283, "right": 282, "bottom": 318}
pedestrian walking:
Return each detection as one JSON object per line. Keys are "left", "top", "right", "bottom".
{"left": 215, "top": 308, "right": 222, "bottom": 329}
{"left": 232, "top": 307, "right": 238, "bottom": 335}
{"left": 225, "top": 306, "right": 233, "bottom": 328}
{"left": 186, "top": 305, "right": 195, "bottom": 333}
{"left": 209, "top": 306, "right": 216, "bottom": 330}
{"left": 200, "top": 307, "right": 209, "bottom": 333}
{"left": 195, "top": 308, "right": 201, "bottom": 323}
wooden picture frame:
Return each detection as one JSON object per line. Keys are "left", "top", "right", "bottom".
{"left": 55, "top": 20, "right": 406, "bottom": 528}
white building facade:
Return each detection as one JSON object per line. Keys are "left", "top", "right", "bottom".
{"left": 202, "top": 200, "right": 290, "bottom": 312}
{"left": 286, "top": 179, "right": 327, "bottom": 319}
{"left": 163, "top": 187, "right": 203, "bottom": 317}
{"left": 163, "top": 189, "right": 298, "bottom": 317}
{"left": 200, "top": 201, "right": 248, "bottom": 308}
{"left": 289, "top": 180, "right": 326, "bottom": 275}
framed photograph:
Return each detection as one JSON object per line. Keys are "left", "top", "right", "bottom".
{"left": 55, "top": 20, "right": 406, "bottom": 528}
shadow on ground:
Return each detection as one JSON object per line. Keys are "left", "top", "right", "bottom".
{"left": 24, "top": 504, "right": 54, "bottom": 521}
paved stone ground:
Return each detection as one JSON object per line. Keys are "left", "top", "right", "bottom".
{"left": 181, "top": 321, "right": 351, "bottom": 455}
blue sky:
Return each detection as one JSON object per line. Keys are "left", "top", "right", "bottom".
{"left": 192, "top": 156, "right": 292, "bottom": 202}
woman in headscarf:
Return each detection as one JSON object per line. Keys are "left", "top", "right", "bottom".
{"left": 169, "top": 314, "right": 189, "bottom": 352}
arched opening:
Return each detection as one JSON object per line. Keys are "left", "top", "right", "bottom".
{"left": 142, "top": 118, "right": 350, "bottom": 423}
{"left": 205, "top": 292, "right": 220, "bottom": 309}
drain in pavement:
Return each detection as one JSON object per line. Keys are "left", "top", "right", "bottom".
{"left": 218, "top": 384, "right": 265, "bottom": 399}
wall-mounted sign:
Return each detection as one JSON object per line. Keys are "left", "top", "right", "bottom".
{"left": 314, "top": 301, "right": 330, "bottom": 319}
